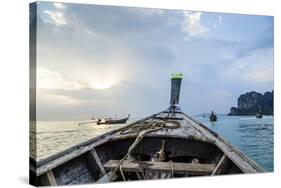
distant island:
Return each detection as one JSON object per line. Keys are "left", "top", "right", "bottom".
{"left": 228, "top": 91, "right": 273, "bottom": 116}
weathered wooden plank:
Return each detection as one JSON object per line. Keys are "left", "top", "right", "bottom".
{"left": 90, "top": 149, "right": 106, "bottom": 175}
{"left": 46, "top": 170, "right": 57, "bottom": 186}
{"left": 212, "top": 155, "right": 227, "bottom": 175}
{"left": 96, "top": 171, "right": 118, "bottom": 183}
{"left": 104, "top": 160, "right": 215, "bottom": 175}
{"left": 54, "top": 156, "right": 93, "bottom": 185}
{"left": 36, "top": 135, "right": 111, "bottom": 176}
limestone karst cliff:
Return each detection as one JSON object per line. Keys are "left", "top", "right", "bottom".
{"left": 228, "top": 91, "right": 273, "bottom": 116}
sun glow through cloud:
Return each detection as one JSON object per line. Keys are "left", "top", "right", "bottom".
{"left": 38, "top": 68, "right": 119, "bottom": 90}
{"left": 37, "top": 68, "right": 83, "bottom": 90}
{"left": 91, "top": 82, "right": 113, "bottom": 90}
{"left": 34, "top": 2, "right": 273, "bottom": 120}
{"left": 87, "top": 72, "right": 123, "bottom": 90}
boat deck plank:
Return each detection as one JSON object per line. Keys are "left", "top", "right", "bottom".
{"left": 104, "top": 160, "right": 216, "bottom": 175}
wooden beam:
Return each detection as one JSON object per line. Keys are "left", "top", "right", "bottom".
{"left": 96, "top": 171, "right": 118, "bottom": 183}
{"left": 46, "top": 170, "right": 57, "bottom": 186}
{"left": 104, "top": 160, "right": 215, "bottom": 175}
{"left": 212, "top": 155, "right": 228, "bottom": 175}
{"left": 90, "top": 149, "right": 106, "bottom": 175}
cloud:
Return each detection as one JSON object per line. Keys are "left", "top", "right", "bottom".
{"left": 54, "top": 2, "right": 65, "bottom": 10}
{"left": 43, "top": 10, "right": 67, "bottom": 26}
{"left": 34, "top": 2, "right": 273, "bottom": 119}
{"left": 83, "top": 27, "right": 96, "bottom": 38}
{"left": 222, "top": 53, "right": 235, "bottom": 60}
{"left": 220, "top": 48, "right": 273, "bottom": 85}
{"left": 38, "top": 89, "right": 92, "bottom": 106}
{"left": 214, "top": 23, "right": 217, "bottom": 29}
{"left": 214, "top": 15, "right": 223, "bottom": 29}
{"left": 182, "top": 11, "right": 208, "bottom": 37}
{"left": 37, "top": 68, "right": 83, "bottom": 90}
{"left": 245, "top": 68, "right": 273, "bottom": 84}
{"left": 36, "top": 89, "right": 98, "bottom": 120}
{"left": 218, "top": 16, "right": 223, "bottom": 24}
{"left": 43, "top": 3, "right": 67, "bottom": 26}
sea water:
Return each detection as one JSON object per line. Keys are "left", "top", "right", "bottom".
{"left": 30, "top": 116, "right": 273, "bottom": 172}
{"left": 194, "top": 115, "right": 273, "bottom": 171}
{"left": 30, "top": 119, "right": 136, "bottom": 162}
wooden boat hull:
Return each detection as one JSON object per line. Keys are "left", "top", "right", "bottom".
{"left": 256, "top": 114, "right": 263, "bottom": 119}
{"left": 97, "top": 118, "right": 128, "bottom": 125}
{"left": 97, "top": 115, "right": 130, "bottom": 125}
{"left": 30, "top": 111, "right": 264, "bottom": 186}
{"left": 209, "top": 115, "right": 217, "bottom": 122}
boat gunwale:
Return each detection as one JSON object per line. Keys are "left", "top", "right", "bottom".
{"left": 32, "top": 125, "right": 215, "bottom": 175}
{"left": 181, "top": 112, "right": 265, "bottom": 173}
{"left": 33, "top": 134, "right": 217, "bottom": 177}
{"left": 31, "top": 110, "right": 265, "bottom": 177}
{"left": 31, "top": 112, "right": 163, "bottom": 176}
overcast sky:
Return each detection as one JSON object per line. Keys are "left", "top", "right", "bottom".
{"left": 31, "top": 2, "right": 273, "bottom": 120}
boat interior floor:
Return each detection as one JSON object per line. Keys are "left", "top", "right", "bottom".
{"left": 91, "top": 137, "right": 242, "bottom": 183}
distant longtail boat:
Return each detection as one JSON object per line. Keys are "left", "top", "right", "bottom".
{"left": 97, "top": 114, "right": 130, "bottom": 125}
